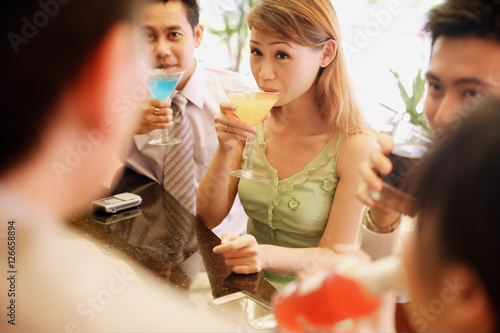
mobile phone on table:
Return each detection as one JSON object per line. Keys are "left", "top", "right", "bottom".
{"left": 91, "top": 192, "right": 142, "bottom": 213}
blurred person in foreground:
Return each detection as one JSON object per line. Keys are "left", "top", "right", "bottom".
{"left": 0, "top": 1, "right": 237, "bottom": 332}
{"left": 124, "top": 0, "right": 250, "bottom": 236}
{"left": 402, "top": 100, "right": 499, "bottom": 331}
{"left": 352, "top": 98, "right": 500, "bottom": 332}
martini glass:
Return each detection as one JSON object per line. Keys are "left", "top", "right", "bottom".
{"left": 145, "top": 69, "right": 185, "bottom": 146}
{"left": 224, "top": 87, "right": 280, "bottom": 180}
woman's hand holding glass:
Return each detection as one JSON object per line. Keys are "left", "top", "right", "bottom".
{"left": 214, "top": 101, "right": 259, "bottom": 152}
{"left": 134, "top": 98, "right": 173, "bottom": 135}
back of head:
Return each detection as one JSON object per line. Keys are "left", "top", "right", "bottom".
{"left": 425, "top": 0, "right": 500, "bottom": 45}
{"left": 247, "top": 0, "right": 368, "bottom": 134}
{"left": 412, "top": 98, "right": 500, "bottom": 326}
{"left": 0, "top": 0, "right": 133, "bottom": 175}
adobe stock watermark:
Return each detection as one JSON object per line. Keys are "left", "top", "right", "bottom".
{"left": 7, "top": 0, "right": 71, "bottom": 54}
{"left": 51, "top": 83, "right": 149, "bottom": 183}
{"left": 196, "top": 169, "right": 232, "bottom": 212}
{"left": 409, "top": 277, "right": 467, "bottom": 332}
{"left": 62, "top": 267, "right": 137, "bottom": 333}
{"left": 344, "top": 0, "right": 404, "bottom": 64}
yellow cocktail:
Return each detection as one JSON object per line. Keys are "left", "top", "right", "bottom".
{"left": 224, "top": 87, "right": 281, "bottom": 180}
{"left": 229, "top": 93, "right": 280, "bottom": 126}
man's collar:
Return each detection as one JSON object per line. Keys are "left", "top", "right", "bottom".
{"left": 180, "top": 59, "right": 205, "bottom": 109}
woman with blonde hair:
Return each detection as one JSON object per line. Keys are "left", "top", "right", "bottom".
{"left": 197, "top": 0, "right": 377, "bottom": 288}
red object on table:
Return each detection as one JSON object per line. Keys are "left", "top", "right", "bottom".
{"left": 272, "top": 256, "right": 402, "bottom": 332}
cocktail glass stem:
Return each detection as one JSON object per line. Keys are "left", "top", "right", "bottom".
{"left": 158, "top": 128, "right": 170, "bottom": 144}
{"left": 145, "top": 69, "right": 184, "bottom": 146}
{"left": 150, "top": 125, "right": 178, "bottom": 146}
{"left": 241, "top": 137, "right": 255, "bottom": 172}
{"left": 224, "top": 86, "right": 280, "bottom": 180}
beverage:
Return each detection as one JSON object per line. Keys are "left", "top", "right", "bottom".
{"left": 229, "top": 93, "right": 280, "bottom": 125}
{"left": 146, "top": 76, "right": 179, "bottom": 100}
{"left": 381, "top": 144, "right": 428, "bottom": 190}
{"left": 272, "top": 256, "right": 402, "bottom": 332}
{"left": 144, "top": 70, "right": 184, "bottom": 146}
{"left": 371, "top": 121, "right": 433, "bottom": 216}
{"left": 224, "top": 87, "right": 280, "bottom": 180}
{"left": 376, "top": 144, "right": 428, "bottom": 216}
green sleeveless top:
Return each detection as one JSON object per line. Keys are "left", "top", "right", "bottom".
{"left": 238, "top": 123, "right": 344, "bottom": 289}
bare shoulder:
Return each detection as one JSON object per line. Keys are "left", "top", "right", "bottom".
{"left": 341, "top": 132, "right": 379, "bottom": 155}
{"left": 337, "top": 132, "right": 379, "bottom": 176}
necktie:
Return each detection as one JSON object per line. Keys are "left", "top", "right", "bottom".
{"left": 163, "top": 93, "right": 196, "bottom": 214}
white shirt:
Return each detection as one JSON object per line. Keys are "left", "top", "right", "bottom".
{"left": 125, "top": 62, "right": 255, "bottom": 236}
{"left": 0, "top": 185, "right": 239, "bottom": 332}
{"left": 357, "top": 214, "right": 414, "bottom": 260}
{"left": 357, "top": 211, "right": 415, "bottom": 303}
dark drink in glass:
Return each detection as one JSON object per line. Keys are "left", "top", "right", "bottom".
{"left": 378, "top": 144, "right": 429, "bottom": 216}
{"left": 372, "top": 121, "right": 432, "bottom": 216}
{"left": 381, "top": 144, "right": 427, "bottom": 190}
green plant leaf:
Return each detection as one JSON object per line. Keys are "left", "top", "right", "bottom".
{"left": 384, "top": 68, "right": 429, "bottom": 131}
{"left": 378, "top": 102, "right": 399, "bottom": 114}
{"left": 410, "top": 68, "right": 426, "bottom": 108}
{"left": 390, "top": 69, "right": 411, "bottom": 106}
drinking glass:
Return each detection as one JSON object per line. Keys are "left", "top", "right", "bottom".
{"left": 374, "top": 121, "right": 433, "bottom": 216}
{"left": 224, "top": 87, "right": 280, "bottom": 180}
{"left": 145, "top": 69, "right": 185, "bottom": 146}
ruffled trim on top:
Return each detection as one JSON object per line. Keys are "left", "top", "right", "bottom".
{"left": 254, "top": 122, "right": 344, "bottom": 228}
{"left": 254, "top": 123, "right": 280, "bottom": 229}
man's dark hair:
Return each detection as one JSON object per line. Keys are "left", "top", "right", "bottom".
{"left": 0, "top": 0, "right": 134, "bottom": 175}
{"left": 425, "top": 0, "right": 500, "bottom": 45}
{"left": 145, "top": 0, "right": 200, "bottom": 29}
{"left": 412, "top": 98, "right": 500, "bottom": 327}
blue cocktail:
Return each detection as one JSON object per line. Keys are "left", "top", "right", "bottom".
{"left": 145, "top": 69, "right": 185, "bottom": 146}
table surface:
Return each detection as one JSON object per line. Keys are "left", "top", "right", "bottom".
{"left": 66, "top": 168, "right": 277, "bottom": 325}
{"left": 66, "top": 168, "right": 414, "bottom": 332}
